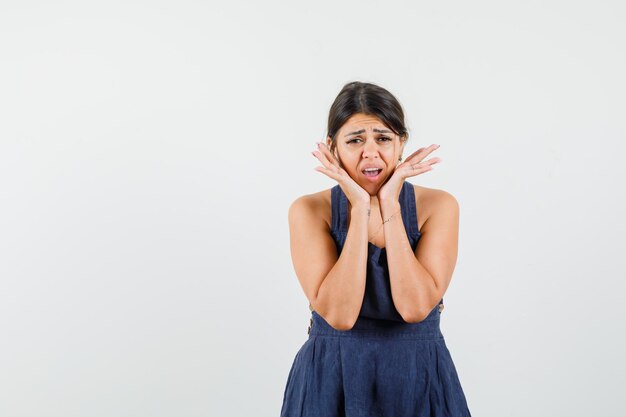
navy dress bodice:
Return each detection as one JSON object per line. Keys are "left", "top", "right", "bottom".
{"left": 329, "top": 180, "right": 442, "bottom": 322}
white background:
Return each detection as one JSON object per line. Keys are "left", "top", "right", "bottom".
{"left": 1, "top": 1, "right": 625, "bottom": 416}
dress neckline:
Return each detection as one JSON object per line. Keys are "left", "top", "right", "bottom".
{"left": 368, "top": 241, "right": 385, "bottom": 251}
{"left": 331, "top": 181, "right": 420, "bottom": 251}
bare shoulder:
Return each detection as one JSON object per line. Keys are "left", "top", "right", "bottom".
{"left": 288, "top": 188, "right": 333, "bottom": 230}
{"left": 411, "top": 184, "right": 459, "bottom": 231}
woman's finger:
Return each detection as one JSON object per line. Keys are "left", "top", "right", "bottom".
{"left": 404, "top": 147, "right": 425, "bottom": 161}
{"left": 311, "top": 147, "right": 342, "bottom": 181}
{"left": 405, "top": 144, "right": 440, "bottom": 163}
{"left": 316, "top": 142, "right": 341, "bottom": 168}
{"left": 314, "top": 141, "right": 345, "bottom": 175}
{"left": 312, "top": 148, "right": 336, "bottom": 171}
{"left": 313, "top": 159, "right": 344, "bottom": 182}
{"left": 313, "top": 164, "right": 342, "bottom": 181}
{"left": 408, "top": 156, "right": 441, "bottom": 172}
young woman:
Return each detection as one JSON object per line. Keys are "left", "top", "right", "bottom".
{"left": 280, "top": 81, "right": 472, "bottom": 417}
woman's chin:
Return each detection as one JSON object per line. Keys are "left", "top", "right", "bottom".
{"left": 359, "top": 173, "right": 388, "bottom": 189}
{"left": 359, "top": 182, "right": 382, "bottom": 196}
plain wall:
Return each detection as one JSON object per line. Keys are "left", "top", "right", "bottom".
{"left": 1, "top": 1, "right": 624, "bottom": 416}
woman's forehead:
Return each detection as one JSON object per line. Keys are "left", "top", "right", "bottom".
{"left": 341, "top": 114, "right": 391, "bottom": 135}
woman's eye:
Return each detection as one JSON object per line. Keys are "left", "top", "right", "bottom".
{"left": 347, "top": 136, "right": 391, "bottom": 144}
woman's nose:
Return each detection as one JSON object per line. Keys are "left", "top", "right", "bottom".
{"left": 363, "top": 139, "right": 380, "bottom": 157}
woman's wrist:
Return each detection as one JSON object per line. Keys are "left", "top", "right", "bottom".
{"left": 351, "top": 203, "right": 371, "bottom": 217}
{"left": 380, "top": 200, "right": 401, "bottom": 218}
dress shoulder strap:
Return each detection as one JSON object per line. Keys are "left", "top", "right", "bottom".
{"left": 400, "top": 181, "right": 421, "bottom": 237}
{"left": 330, "top": 185, "right": 347, "bottom": 234}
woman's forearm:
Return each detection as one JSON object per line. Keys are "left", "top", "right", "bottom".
{"left": 314, "top": 203, "right": 370, "bottom": 330}
{"left": 380, "top": 200, "right": 438, "bottom": 323}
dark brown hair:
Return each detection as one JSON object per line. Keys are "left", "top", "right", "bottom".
{"left": 326, "top": 81, "right": 409, "bottom": 157}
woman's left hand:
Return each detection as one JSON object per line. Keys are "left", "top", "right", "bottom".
{"left": 377, "top": 144, "right": 442, "bottom": 203}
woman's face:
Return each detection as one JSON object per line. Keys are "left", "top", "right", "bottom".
{"left": 326, "top": 113, "right": 405, "bottom": 197}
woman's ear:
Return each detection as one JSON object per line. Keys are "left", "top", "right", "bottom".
{"left": 332, "top": 141, "right": 344, "bottom": 168}
{"left": 326, "top": 135, "right": 339, "bottom": 162}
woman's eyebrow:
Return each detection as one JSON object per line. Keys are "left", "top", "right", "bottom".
{"left": 344, "top": 128, "right": 392, "bottom": 137}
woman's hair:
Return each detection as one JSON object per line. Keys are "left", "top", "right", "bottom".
{"left": 326, "top": 81, "right": 409, "bottom": 157}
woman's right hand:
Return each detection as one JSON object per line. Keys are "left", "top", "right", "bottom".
{"left": 312, "top": 140, "right": 371, "bottom": 209}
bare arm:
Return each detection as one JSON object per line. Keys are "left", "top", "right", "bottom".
{"left": 288, "top": 196, "right": 370, "bottom": 330}
{"left": 381, "top": 190, "right": 460, "bottom": 322}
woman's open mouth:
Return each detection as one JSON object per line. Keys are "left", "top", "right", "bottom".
{"left": 362, "top": 168, "right": 383, "bottom": 180}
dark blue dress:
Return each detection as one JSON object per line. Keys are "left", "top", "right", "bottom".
{"left": 280, "top": 181, "right": 472, "bottom": 417}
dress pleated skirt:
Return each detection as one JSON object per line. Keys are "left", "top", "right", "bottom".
{"left": 280, "top": 308, "right": 472, "bottom": 417}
